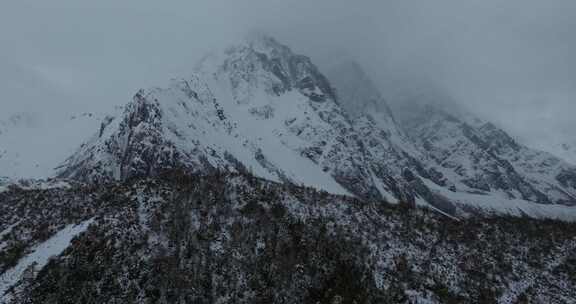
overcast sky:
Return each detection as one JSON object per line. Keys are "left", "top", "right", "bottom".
{"left": 1, "top": 0, "right": 575, "bottom": 146}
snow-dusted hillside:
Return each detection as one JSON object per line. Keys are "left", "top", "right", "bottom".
{"left": 2, "top": 172, "right": 576, "bottom": 303}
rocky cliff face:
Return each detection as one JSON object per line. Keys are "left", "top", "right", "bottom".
{"left": 397, "top": 103, "right": 576, "bottom": 206}
{"left": 57, "top": 36, "right": 387, "bottom": 201}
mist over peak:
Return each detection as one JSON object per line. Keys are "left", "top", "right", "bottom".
{"left": 3, "top": 5, "right": 576, "bottom": 303}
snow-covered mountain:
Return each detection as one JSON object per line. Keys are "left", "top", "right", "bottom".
{"left": 326, "top": 60, "right": 457, "bottom": 207}
{"left": 58, "top": 35, "right": 366, "bottom": 197}
{"left": 55, "top": 37, "right": 458, "bottom": 212}
{"left": 4, "top": 34, "right": 576, "bottom": 303}
{"left": 396, "top": 101, "right": 576, "bottom": 206}
{"left": 54, "top": 35, "right": 576, "bottom": 220}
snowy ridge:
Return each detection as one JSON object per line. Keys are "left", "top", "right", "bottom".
{"left": 57, "top": 36, "right": 378, "bottom": 198}
{"left": 399, "top": 103, "right": 576, "bottom": 208}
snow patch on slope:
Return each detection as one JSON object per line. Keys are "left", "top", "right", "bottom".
{"left": 204, "top": 77, "right": 352, "bottom": 195}
{"left": 0, "top": 218, "right": 94, "bottom": 301}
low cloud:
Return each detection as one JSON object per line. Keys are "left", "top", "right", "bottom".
{"left": 1, "top": 0, "right": 575, "bottom": 146}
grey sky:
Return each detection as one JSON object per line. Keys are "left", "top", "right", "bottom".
{"left": 1, "top": 0, "right": 575, "bottom": 146}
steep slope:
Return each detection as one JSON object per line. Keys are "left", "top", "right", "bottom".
{"left": 398, "top": 102, "right": 576, "bottom": 206}
{"left": 57, "top": 35, "right": 380, "bottom": 199}
{"left": 56, "top": 39, "right": 472, "bottom": 210}
{"left": 327, "top": 63, "right": 576, "bottom": 216}
{"left": 2, "top": 171, "right": 576, "bottom": 303}
{"left": 326, "top": 61, "right": 456, "bottom": 206}
{"left": 478, "top": 123, "right": 576, "bottom": 205}
{"left": 57, "top": 35, "right": 576, "bottom": 218}
{"left": 326, "top": 60, "right": 409, "bottom": 153}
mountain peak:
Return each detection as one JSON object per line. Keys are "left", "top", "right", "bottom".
{"left": 243, "top": 32, "right": 290, "bottom": 54}
{"left": 55, "top": 35, "right": 576, "bottom": 218}
{"left": 196, "top": 34, "right": 336, "bottom": 104}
